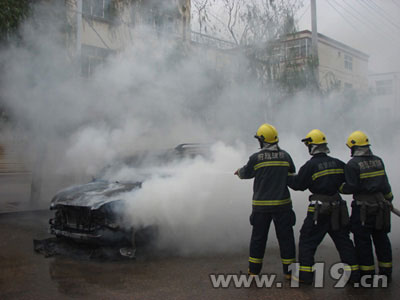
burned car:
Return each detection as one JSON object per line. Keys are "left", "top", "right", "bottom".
{"left": 48, "top": 144, "right": 209, "bottom": 258}
{"left": 49, "top": 181, "right": 142, "bottom": 247}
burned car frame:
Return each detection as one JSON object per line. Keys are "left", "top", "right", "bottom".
{"left": 48, "top": 144, "right": 209, "bottom": 256}
{"left": 49, "top": 181, "right": 142, "bottom": 245}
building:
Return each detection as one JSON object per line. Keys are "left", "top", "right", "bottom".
{"left": 314, "top": 31, "right": 369, "bottom": 92}
{"left": 246, "top": 30, "right": 369, "bottom": 92}
{"left": 277, "top": 30, "right": 369, "bottom": 92}
{"left": 368, "top": 72, "right": 400, "bottom": 119}
{"left": 65, "top": 0, "right": 191, "bottom": 76}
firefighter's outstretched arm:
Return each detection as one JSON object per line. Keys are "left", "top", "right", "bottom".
{"left": 235, "top": 156, "right": 255, "bottom": 179}
{"left": 287, "top": 162, "right": 311, "bottom": 191}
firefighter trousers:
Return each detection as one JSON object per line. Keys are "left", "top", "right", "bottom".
{"left": 350, "top": 205, "right": 392, "bottom": 277}
{"left": 298, "top": 207, "right": 360, "bottom": 283}
{"left": 248, "top": 209, "right": 296, "bottom": 275}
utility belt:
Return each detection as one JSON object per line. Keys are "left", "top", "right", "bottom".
{"left": 354, "top": 193, "right": 391, "bottom": 231}
{"left": 309, "top": 193, "right": 349, "bottom": 231}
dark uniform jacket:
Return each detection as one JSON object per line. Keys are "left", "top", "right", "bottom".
{"left": 340, "top": 154, "right": 393, "bottom": 201}
{"left": 288, "top": 153, "right": 345, "bottom": 196}
{"left": 238, "top": 147, "right": 295, "bottom": 212}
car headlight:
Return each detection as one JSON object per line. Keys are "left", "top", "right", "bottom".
{"left": 106, "top": 222, "right": 119, "bottom": 229}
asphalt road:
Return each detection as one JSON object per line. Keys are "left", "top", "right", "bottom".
{"left": 0, "top": 173, "right": 32, "bottom": 212}
{"left": 0, "top": 208, "right": 400, "bottom": 300}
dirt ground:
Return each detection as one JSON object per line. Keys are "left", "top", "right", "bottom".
{"left": 0, "top": 175, "right": 400, "bottom": 299}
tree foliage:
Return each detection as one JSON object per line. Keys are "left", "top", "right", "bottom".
{"left": 0, "top": 0, "right": 31, "bottom": 43}
{"left": 191, "top": 0, "right": 321, "bottom": 96}
{"left": 192, "top": 0, "right": 302, "bottom": 46}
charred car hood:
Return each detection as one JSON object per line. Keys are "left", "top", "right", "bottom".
{"left": 50, "top": 181, "right": 141, "bottom": 210}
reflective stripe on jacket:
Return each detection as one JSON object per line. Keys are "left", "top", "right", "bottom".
{"left": 238, "top": 148, "right": 295, "bottom": 212}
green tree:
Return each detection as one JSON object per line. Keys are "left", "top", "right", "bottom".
{"left": 0, "top": 0, "right": 31, "bottom": 43}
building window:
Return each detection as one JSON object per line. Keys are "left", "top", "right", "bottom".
{"left": 284, "top": 38, "right": 311, "bottom": 61}
{"left": 81, "top": 44, "right": 114, "bottom": 77}
{"left": 140, "top": 5, "right": 176, "bottom": 34}
{"left": 376, "top": 79, "right": 393, "bottom": 95}
{"left": 344, "top": 54, "right": 352, "bottom": 71}
{"left": 300, "top": 38, "right": 310, "bottom": 57}
{"left": 286, "top": 40, "right": 300, "bottom": 59}
{"left": 82, "top": 0, "right": 111, "bottom": 20}
{"left": 344, "top": 82, "right": 352, "bottom": 89}
{"left": 270, "top": 45, "right": 284, "bottom": 62}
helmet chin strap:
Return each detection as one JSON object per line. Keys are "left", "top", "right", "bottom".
{"left": 255, "top": 135, "right": 264, "bottom": 149}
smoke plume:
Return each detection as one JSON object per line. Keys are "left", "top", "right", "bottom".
{"left": 0, "top": 2, "right": 398, "bottom": 254}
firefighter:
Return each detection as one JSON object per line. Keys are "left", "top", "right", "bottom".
{"left": 340, "top": 130, "right": 393, "bottom": 281}
{"left": 235, "top": 123, "right": 296, "bottom": 278}
{"left": 288, "top": 129, "right": 360, "bottom": 284}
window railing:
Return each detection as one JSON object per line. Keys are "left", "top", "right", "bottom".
{"left": 190, "top": 31, "right": 237, "bottom": 50}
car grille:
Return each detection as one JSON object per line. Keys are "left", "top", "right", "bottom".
{"left": 58, "top": 206, "right": 105, "bottom": 231}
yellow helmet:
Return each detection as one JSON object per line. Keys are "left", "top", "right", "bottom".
{"left": 346, "top": 130, "right": 370, "bottom": 148}
{"left": 255, "top": 123, "right": 279, "bottom": 144}
{"left": 301, "top": 129, "right": 327, "bottom": 145}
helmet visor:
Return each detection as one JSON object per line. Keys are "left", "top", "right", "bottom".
{"left": 301, "top": 137, "right": 312, "bottom": 145}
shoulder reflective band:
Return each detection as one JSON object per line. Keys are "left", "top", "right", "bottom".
{"left": 384, "top": 192, "right": 393, "bottom": 199}
{"left": 299, "top": 265, "right": 313, "bottom": 272}
{"left": 378, "top": 261, "right": 392, "bottom": 268}
{"left": 254, "top": 161, "right": 290, "bottom": 170}
{"left": 252, "top": 198, "right": 292, "bottom": 206}
{"left": 307, "top": 206, "right": 315, "bottom": 212}
{"left": 360, "top": 170, "right": 385, "bottom": 179}
{"left": 311, "top": 169, "right": 344, "bottom": 181}
{"left": 281, "top": 258, "right": 296, "bottom": 265}
{"left": 249, "top": 257, "right": 263, "bottom": 264}
{"left": 360, "top": 265, "right": 375, "bottom": 271}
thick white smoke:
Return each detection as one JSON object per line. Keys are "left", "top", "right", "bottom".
{"left": 112, "top": 142, "right": 251, "bottom": 254}
{"left": 0, "top": 2, "right": 398, "bottom": 254}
